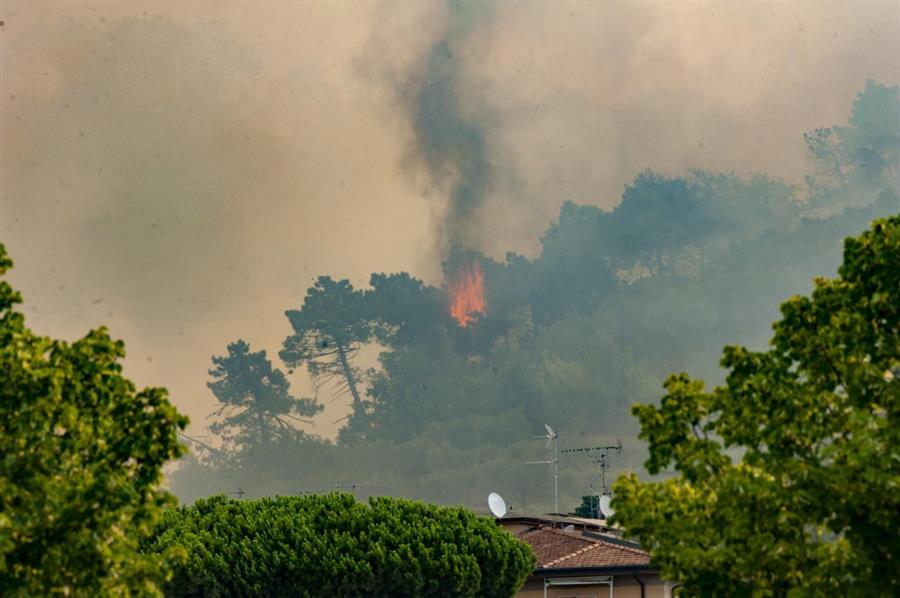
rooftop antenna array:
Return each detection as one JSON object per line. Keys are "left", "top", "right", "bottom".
{"left": 561, "top": 441, "right": 622, "bottom": 519}
{"left": 527, "top": 424, "right": 560, "bottom": 515}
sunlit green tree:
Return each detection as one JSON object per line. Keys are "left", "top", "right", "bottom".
{"left": 613, "top": 215, "right": 900, "bottom": 595}
{"left": 0, "top": 243, "right": 188, "bottom": 595}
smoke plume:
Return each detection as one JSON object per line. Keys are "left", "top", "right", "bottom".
{"left": 386, "top": 1, "right": 499, "bottom": 251}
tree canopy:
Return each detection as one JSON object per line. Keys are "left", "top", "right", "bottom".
{"left": 0, "top": 243, "right": 188, "bottom": 595}
{"left": 280, "top": 276, "right": 372, "bottom": 435}
{"left": 142, "top": 493, "right": 535, "bottom": 597}
{"left": 805, "top": 80, "right": 899, "bottom": 210}
{"left": 208, "top": 339, "right": 322, "bottom": 459}
{"left": 171, "top": 80, "right": 899, "bottom": 517}
{"left": 613, "top": 215, "right": 900, "bottom": 595}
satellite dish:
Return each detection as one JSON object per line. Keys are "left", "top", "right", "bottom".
{"left": 599, "top": 494, "right": 615, "bottom": 518}
{"left": 488, "top": 492, "right": 508, "bottom": 518}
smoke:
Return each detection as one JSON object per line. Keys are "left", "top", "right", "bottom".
{"left": 2, "top": 0, "right": 898, "bottom": 444}
{"left": 0, "top": 4, "right": 435, "bottom": 433}
{"left": 414, "top": 38, "right": 490, "bottom": 249}
{"left": 371, "top": 0, "right": 900, "bottom": 258}
{"left": 374, "top": 1, "right": 500, "bottom": 251}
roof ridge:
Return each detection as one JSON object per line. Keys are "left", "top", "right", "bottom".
{"left": 520, "top": 526, "right": 652, "bottom": 570}
{"left": 535, "top": 525, "right": 649, "bottom": 557}
{"left": 592, "top": 536, "right": 649, "bottom": 557}
{"left": 537, "top": 525, "right": 597, "bottom": 542}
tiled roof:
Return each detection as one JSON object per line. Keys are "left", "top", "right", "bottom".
{"left": 516, "top": 526, "right": 651, "bottom": 570}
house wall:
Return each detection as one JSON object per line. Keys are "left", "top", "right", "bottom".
{"left": 609, "top": 573, "right": 667, "bottom": 598}
{"left": 516, "top": 573, "right": 667, "bottom": 598}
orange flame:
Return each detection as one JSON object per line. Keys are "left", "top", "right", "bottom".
{"left": 449, "top": 261, "right": 486, "bottom": 328}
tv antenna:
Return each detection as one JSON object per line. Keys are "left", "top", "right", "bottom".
{"left": 488, "top": 492, "right": 508, "bottom": 518}
{"left": 334, "top": 483, "right": 371, "bottom": 499}
{"left": 527, "top": 424, "right": 560, "bottom": 515}
{"left": 561, "top": 440, "right": 622, "bottom": 518}
{"left": 225, "top": 487, "right": 246, "bottom": 499}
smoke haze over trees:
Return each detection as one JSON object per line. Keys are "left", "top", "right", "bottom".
{"left": 1, "top": 1, "right": 897, "bottom": 513}
{"left": 4, "top": 1, "right": 899, "bottom": 438}
{"left": 170, "top": 81, "right": 899, "bottom": 510}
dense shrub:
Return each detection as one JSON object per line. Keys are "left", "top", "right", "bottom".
{"left": 142, "top": 493, "right": 535, "bottom": 597}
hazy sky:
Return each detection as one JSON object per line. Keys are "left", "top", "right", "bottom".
{"left": 2, "top": 1, "right": 898, "bottom": 438}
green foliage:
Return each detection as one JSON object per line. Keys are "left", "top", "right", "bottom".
{"left": 143, "top": 493, "right": 535, "bottom": 597}
{"left": 208, "top": 340, "right": 322, "bottom": 459}
{"left": 611, "top": 171, "right": 718, "bottom": 271}
{"left": 805, "top": 80, "right": 899, "bottom": 207}
{"left": 613, "top": 215, "right": 900, "bottom": 595}
{"left": 280, "top": 276, "right": 372, "bottom": 437}
{"left": 366, "top": 272, "right": 448, "bottom": 348}
{"left": 573, "top": 495, "right": 599, "bottom": 519}
{"left": 0, "top": 243, "right": 188, "bottom": 595}
{"left": 842, "top": 80, "right": 899, "bottom": 186}
{"left": 531, "top": 203, "right": 617, "bottom": 322}
{"left": 689, "top": 170, "right": 801, "bottom": 240}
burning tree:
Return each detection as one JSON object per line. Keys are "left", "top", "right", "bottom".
{"left": 445, "top": 249, "right": 487, "bottom": 328}
{"left": 448, "top": 260, "right": 486, "bottom": 327}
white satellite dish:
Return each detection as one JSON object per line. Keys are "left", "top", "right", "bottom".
{"left": 599, "top": 494, "right": 615, "bottom": 518}
{"left": 488, "top": 492, "right": 508, "bottom": 518}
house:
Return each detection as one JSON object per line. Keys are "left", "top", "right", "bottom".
{"left": 498, "top": 515, "right": 672, "bottom": 598}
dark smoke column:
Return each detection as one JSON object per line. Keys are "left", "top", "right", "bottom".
{"left": 408, "top": 1, "right": 495, "bottom": 250}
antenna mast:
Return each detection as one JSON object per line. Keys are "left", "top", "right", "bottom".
{"left": 561, "top": 441, "right": 622, "bottom": 517}
{"left": 527, "top": 424, "right": 560, "bottom": 515}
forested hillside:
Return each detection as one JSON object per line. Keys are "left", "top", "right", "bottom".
{"left": 171, "top": 81, "right": 899, "bottom": 511}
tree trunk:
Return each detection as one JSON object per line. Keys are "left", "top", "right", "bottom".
{"left": 258, "top": 410, "right": 270, "bottom": 450}
{"left": 336, "top": 341, "right": 363, "bottom": 415}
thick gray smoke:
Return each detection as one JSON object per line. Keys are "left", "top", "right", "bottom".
{"left": 414, "top": 39, "right": 490, "bottom": 249}
{"left": 399, "top": 2, "right": 497, "bottom": 250}
{"left": 373, "top": 0, "right": 900, "bottom": 259}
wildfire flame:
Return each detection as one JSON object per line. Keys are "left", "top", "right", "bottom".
{"left": 449, "top": 261, "right": 486, "bottom": 328}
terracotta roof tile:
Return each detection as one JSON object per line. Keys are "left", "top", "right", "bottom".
{"left": 516, "top": 526, "right": 651, "bottom": 570}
